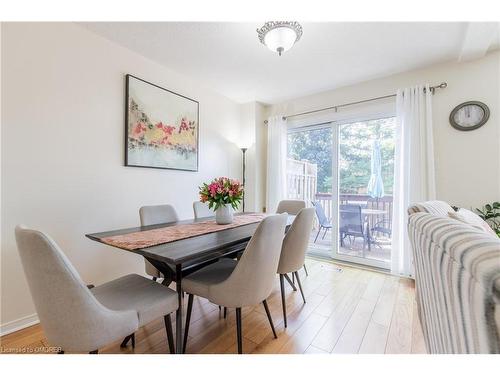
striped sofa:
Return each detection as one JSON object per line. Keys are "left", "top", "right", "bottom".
{"left": 408, "top": 201, "right": 500, "bottom": 353}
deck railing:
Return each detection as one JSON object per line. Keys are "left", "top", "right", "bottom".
{"left": 286, "top": 159, "right": 317, "bottom": 206}
{"left": 315, "top": 193, "right": 393, "bottom": 236}
{"left": 286, "top": 158, "right": 392, "bottom": 237}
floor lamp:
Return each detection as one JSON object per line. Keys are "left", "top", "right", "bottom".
{"left": 241, "top": 147, "right": 247, "bottom": 212}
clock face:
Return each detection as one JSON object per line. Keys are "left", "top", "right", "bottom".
{"left": 450, "top": 101, "right": 489, "bottom": 131}
{"left": 453, "top": 105, "right": 484, "bottom": 127}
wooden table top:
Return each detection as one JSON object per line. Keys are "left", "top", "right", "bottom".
{"left": 86, "top": 213, "right": 294, "bottom": 266}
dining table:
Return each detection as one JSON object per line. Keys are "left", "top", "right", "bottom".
{"left": 85, "top": 212, "right": 294, "bottom": 354}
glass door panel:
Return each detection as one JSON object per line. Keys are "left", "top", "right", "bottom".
{"left": 333, "top": 117, "right": 395, "bottom": 269}
{"left": 286, "top": 125, "right": 333, "bottom": 258}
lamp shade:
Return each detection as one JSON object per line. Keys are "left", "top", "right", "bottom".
{"left": 257, "top": 21, "right": 303, "bottom": 56}
{"left": 264, "top": 26, "right": 297, "bottom": 55}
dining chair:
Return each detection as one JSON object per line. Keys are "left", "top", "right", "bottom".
{"left": 276, "top": 199, "right": 309, "bottom": 277}
{"left": 312, "top": 201, "right": 333, "bottom": 243}
{"left": 276, "top": 200, "right": 306, "bottom": 215}
{"left": 277, "top": 207, "right": 315, "bottom": 327}
{"left": 339, "top": 204, "right": 370, "bottom": 250}
{"left": 15, "top": 225, "right": 178, "bottom": 354}
{"left": 193, "top": 201, "right": 213, "bottom": 219}
{"left": 139, "top": 204, "right": 179, "bottom": 281}
{"left": 181, "top": 214, "right": 287, "bottom": 354}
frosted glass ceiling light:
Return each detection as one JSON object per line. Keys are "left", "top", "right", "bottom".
{"left": 257, "top": 21, "right": 303, "bottom": 56}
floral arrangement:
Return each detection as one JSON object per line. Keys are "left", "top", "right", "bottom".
{"left": 199, "top": 177, "right": 244, "bottom": 211}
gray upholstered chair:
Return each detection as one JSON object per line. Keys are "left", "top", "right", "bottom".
{"left": 277, "top": 207, "right": 315, "bottom": 327}
{"left": 181, "top": 214, "right": 287, "bottom": 354}
{"left": 276, "top": 199, "right": 309, "bottom": 277}
{"left": 139, "top": 204, "right": 179, "bottom": 281}
{"left": 193, "top": 201, "right": 213, "bottom": 219}
{"left": 276, "top": 200, "right": 306, "bottom": 216}
{"left": 15, "top": 225, "right": 178, "bottom": 354}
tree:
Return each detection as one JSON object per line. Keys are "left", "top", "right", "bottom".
{"left": 287, "top": 118, "right": 395, "bottom": 195}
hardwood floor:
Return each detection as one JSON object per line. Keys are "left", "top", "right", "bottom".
{"left": 0, "top": 258, "right": 427, "bottom": 354}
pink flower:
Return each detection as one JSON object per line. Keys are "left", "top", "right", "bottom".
{"left": 209, "top": 183, "right": 218, "bottom": 197}
{"left": 132, "top": 122, "right": 146, "bottom": 138}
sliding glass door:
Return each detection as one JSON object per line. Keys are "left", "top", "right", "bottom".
{"left": 334, "top": 117, "right": 395, "bottom": 269}
{"left": 286, "top": 116, "right": 395, "bottom": 269}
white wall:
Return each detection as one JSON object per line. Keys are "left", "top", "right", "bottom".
{"left": 0, "top": 23, "right": 244, "bottom": 330}
{"left": 266, "top": 51, "right": 500, "bottom": 210}
{"left": 236, "top": 101, "right": 268, "bottom": 213}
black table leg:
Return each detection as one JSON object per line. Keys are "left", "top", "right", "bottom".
{"left": 175, "top": 264, "right": 183, "bottom": 354}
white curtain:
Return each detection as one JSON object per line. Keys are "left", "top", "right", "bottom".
{"left": 266, "top": 115, "right": 287, "bottom": 213}
{"left": 391, "top": 84, "right": 436, "bottom": 277}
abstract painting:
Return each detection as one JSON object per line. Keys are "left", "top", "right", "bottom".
{"left": 125, "top": 74, "right": 199, "bottom": 171}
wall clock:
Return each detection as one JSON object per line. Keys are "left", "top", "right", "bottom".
{"left": 449, "top": 101, "right": 490, "bottom": 131}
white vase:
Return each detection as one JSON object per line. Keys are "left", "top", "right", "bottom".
{"left": 215, "top": 204, "right": 233, "bottom": 224}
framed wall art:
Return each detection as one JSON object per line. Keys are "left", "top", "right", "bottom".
{"left": 125, "top": 74, "right": 199, "bottom": 171}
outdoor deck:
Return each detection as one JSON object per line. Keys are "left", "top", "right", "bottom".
{"left": 307, "top": 230, "right": 391, "bottom": 264}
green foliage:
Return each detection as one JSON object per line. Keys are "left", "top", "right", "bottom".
{"left": 476, "top": 202, "right": 500, "bottom": 237}
{"left": 287, "top": 118, "right": 395, "bottom": 195}
{"left": 288, "top": 127, "right": 333, "bottom": 193}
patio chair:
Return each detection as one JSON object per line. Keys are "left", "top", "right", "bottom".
{"left": 312, "top": 201, "right": 332, "bottom": 243}
{"left": 339, "top": 204, "right": 370, "bottom": 250}
{"left": 371, "top": 219, "right": 392, "bottom": 237}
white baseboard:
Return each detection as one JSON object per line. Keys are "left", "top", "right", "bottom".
{"left": 0, "top": 313, "right": 39, "bottom": 337}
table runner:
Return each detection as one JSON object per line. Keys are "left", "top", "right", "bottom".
{"left": 101, "top": 213, "right": 267, "bottom": 251}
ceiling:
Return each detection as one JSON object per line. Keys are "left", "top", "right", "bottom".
{"left": 80, "top": 22, "right": 500, "bottom": 104}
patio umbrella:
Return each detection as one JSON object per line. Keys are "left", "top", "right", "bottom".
{"left": 367, "top": 140, "right": 385, "bottom": 199}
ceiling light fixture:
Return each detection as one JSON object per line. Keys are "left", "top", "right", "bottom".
{"left": 257, "top": 21, "right": 303, "bottom": 56}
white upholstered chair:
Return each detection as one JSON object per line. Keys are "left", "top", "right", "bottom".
{"left": 15, "top": 225, "right": 178, "bottom": 354}
{"left": 276, "top": 200, "right": 306, "bottom": 216}
{"left": 275, "top": 199, "right": 309, "bottom": 278}
{"left": 139, "top": 204, "right": 179, "bottom": 281}
{"left": 193, "top": 201, "right": 213, "bottom": 219}
{"left": 277, "top": 207, "right": 315, "bottom": 327}
{"left": 181, "top": 214, "right": 287, "bottom": 354}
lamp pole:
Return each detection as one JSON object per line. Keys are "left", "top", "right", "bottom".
{"left": 241, "top": 148, "right": 247, "bottom": 212}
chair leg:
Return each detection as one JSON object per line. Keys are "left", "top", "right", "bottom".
{"left": 294, "top": 271, "right": 306, "bottom": 304}
{"left": 120, "top": 333, "right": 135, "bottom": 348}
{"left": 236, "top": 307, "right": 243, "bottom": 354}
{"left": 303, "top": 264, "right": 309, "bottom": 276}
{"left": 283, "top": 273, "right": 297, "bottom": 291}
{"left": 262, "top": 300, "right": 277, "bottom": 339}
{"left": 224, "top": 307, "right": 227, "bottom": 319}
{"left": 314, "top": 226, "right": 322, "bottom": 243}
{"left": 292, "top": 272, "right": 295, "bottom": 284}
{"left": 182, "top": 293, "right": 194, "bottom": 353}
{"left": 322, "top": 227, "right": 329, "bottom": 240}
{"left": 164, "top": 314, "right": 175, "bottom": 354}
{"left": 279, "top": 274, "right": 287, "bottom": 328}
{"left": 89, "top": 350, "right": 98, "bottom": 354}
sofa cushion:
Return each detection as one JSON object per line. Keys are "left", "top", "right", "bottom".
{"left": 408, "top": 200, "right": 454, "bottom": 216}
{"left": 448, "top": 208, "right": 497, "bottom": 237}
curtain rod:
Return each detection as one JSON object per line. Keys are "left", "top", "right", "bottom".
{"left": 264, "top": 82, "right": 447, "bottom": 124}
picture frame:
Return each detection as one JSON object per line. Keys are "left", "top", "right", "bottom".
{"left": 125, "top": 74, "right": 199, "bottom": 171}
